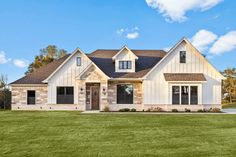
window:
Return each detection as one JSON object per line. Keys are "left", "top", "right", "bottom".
{"left": 172, "top": 85, "right": 198, "bottom": 105}
{"left": 117, "top": 84, "right": 133, "bottom": 104}
{"left": 57, "top": 87, "right": 74, "bottom": 104}
{"left": 76, "top": 57, "right": 81, "bottom": 66}
{"left": 27, "top": 90, "right": 35, "bottom": 105}
{"left": 180, "top": 51, "right": 186, "bottom": 63}
{"left": 172, "top": 86, "right": 180, "bottom": 104}
{"left": 119, "top": 61, "right": 132, "bottom": 69}
{"left": 181, "top": 86, "right": 189, "bottom": 104}
{"left": 190, "top": 86, "right": 198, "bottom": 105}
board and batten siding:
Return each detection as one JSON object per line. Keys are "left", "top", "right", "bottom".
{"left": 143, "top": 41, "right": 222, "bottom": 105}
{"left": 47, "top": 52, "right": 92, "bottom": 104}
{"left": 115, "top": 49, "right": 136, "bottom": 73}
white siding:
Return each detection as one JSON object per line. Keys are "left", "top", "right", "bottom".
{"left": 144, "top": 41, "right": 222, "bottom": 105}
{"left": 47, "top": 52, "right": 92, "bottom": 104}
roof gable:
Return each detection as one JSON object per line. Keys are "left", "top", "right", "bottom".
{"left": 10, "top": 54, "right": 70, "bottom": 85}
{"left": 143, "top": 37, "right": 225, "bottom": 79}
{"left": 112, "top": 46, "right": 138, "bottom": 61}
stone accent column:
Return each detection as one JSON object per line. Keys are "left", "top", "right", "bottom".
{"left": 100, "top": 79, "right": 108, "bottom": 111}
{"left": 78, "top": 80, "right": 86, "bottom": 111}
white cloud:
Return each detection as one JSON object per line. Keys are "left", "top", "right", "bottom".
{"left": 191, "top": 29, "right": 217, "bottom": 51}
{"left": 209, "top": 31, "right": 236, "bottom": 55}
{"left": 13, "top": 59, "right": 28, "bottom": 68}
{"left": 116, "top": 27, "right": 140, "bottom": 39}
{"left": 0, "top": 51, "right": 11, "bottom": 64}
{"left": 126, "top": 32, "right": 139, "bottom": 39}
{"left": 163, "top": 47, "right": 171, "bottom": 52}
{"left": 145, "top": 0, "right": 223, "bottom": 22}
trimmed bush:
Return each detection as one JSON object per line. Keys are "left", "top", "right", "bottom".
{"left": 103, "top": 106, "right": 109, "bottom": 112}
{"left": 172, "top": 109, "right": 178, "bottom": 112}
{"left": 130, "top": 108, "right": 136, "bottom": 112}
{"left": 211, "top": 107, "right": 221, "bottom": 113}
{"left": 197, "top": 109, "right": 204, "bottom": 112}
{"left": 185, "top": 108, "right": 191, "bottom": 112}
{"left": 119, "top": 108, "right": 130, "bottom": 112}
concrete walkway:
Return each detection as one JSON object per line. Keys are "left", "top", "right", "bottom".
{"left": 222, "top": 109, "right": 236, "bottom": 114}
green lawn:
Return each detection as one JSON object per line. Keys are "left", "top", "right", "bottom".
{"left": 222, "top": 102, "right": 236, "bottom": 109}
{"left": 0, "top": 111, "right": 236, "bottom": 157}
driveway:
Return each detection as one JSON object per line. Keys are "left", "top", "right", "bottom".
{"left": 222, "top": 109, "right": 236, "bottom": 114}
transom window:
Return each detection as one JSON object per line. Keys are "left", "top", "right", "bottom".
{"left": 27, "top": 90, "right": 35, "bottom": 105}
{"left": 180, "top": 51, "right": 186, "bottom": 63}
{"left": 76, "top": 57, "right": 81, "bottom": 66}
{"left": 119, "top": 61, "right": 132, "bottom": 69}
{"left": 57, "top": 87, "right": 74, "bottom": 104}
{"left": 172, "top": 85, "right": 198, "bottom": 105}
{"left": 117, "top": 84, "right": 133, "bottom": 104}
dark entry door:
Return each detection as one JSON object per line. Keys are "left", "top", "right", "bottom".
{"left": 91, "top": 86, "right": 99, "bottom": 110}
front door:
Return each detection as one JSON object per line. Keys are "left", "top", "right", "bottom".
{"left": 91, "top": 86, "right": 100, "bottom": 110}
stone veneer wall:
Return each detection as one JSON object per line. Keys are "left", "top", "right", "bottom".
{"left": 11, "top": 85, "right": 48, "bottom": 110}
{"left": 107, "top": 81, "right": 143, "bottom": 111}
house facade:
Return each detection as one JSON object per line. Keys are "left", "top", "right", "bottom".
{"left": 10, "top": 38, "right": 224, "bottom": 111}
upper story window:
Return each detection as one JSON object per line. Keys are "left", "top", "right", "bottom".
{"left": 180, "top": 51, "right": 186, "bottom": 63}
{"left": 119, "top": 61, "right": 132, "bottom": 69}
{"left": 76, "top": 57, "right": 81, "bottom": 66}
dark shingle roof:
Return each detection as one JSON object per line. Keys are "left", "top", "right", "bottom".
{"left": 88, "top": 49, "right": 166, "bottom": 78}
{"left": 10, "top": 54, "right": 70, "bottom": 84}
{"left": 164, "top": 73, "right": 206, "bottom": 81}
{"left": 11, "top": 49, "right": 167, "bottom": 84}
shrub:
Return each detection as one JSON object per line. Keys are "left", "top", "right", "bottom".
{"left": 185, "top": 108, "right": 191, "bottom": 112}
{"left": 197, "top": 109, "right": 204, "bottom": 112}
{"left": 130, "top": 108, "right": 136, "bottom": 112}
{"left": 119, "top": 108, "right": 130, "bottom": 112}
{"left": 152, "top": 107, "right": 163, "bottom": 112}
{"left": 172, "top": 109, "right": 178, "bottom": 112}
{"left": 103, "top": 106, "right": 109, "bottom": 112}
{"left": 211, "top": 107, "right": 221, "bottom": 113}
{"left": 146, "top": 107, "right": 163, "bottom": 112}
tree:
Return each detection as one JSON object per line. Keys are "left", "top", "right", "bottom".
{"left": 25, "top": 45, "right": 67, "bottom": 74}
{"left": 222, "top": 68, "right": 236, "bottom": 103}
{"left": 0, "top": 74, "right": 11, "bottom": 109}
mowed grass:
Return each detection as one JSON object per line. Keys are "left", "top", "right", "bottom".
{"left": 0, "top": 111, "right": 236, "bottom": 157}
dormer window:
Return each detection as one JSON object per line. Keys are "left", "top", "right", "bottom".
{"left": 76, "top": 57, "right": 81, "bottom": 66}
{"left": 180, "top": 51, "right": 186, "bottom": 63}
{"left": 119, "top": 61, "right": 132, "bottom": 69}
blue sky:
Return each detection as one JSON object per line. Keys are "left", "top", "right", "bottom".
{"left": 0, "top": 0, "right": 236, "bottom": 83}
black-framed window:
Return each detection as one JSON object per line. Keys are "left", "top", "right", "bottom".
{"left": 172, "top": 86, "right": 180, "bottom": 105}
{"left": 117, "top": 84, "right": 133, "bottom": 104}
{"left": 27, "top": 90, "right": 35, "bottom": 105}
{"left": 119, "top": 61, "right": 132, "bottom": 69}
{"left": 180, "top": 51, "right": 186, "bottom": 63}
{"left": 172, "top": 85, "right": 198, "bottom": 105}
{"left": 76, "top": 57, "right": 81, "bottom": 66}
{"left": 190, "top": 86, "right": 198, "bottom": 105}
{"left": 181, "top": 86, "right": 189, "bottom": 104}
{"left": 57, "top": 87, "right": 74, "bottom": 104}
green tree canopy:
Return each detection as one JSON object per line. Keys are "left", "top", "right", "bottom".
{"left": 222, "top": 68, "right": 236, "bottom": 103}
{"left": 25, "top": 45, "right": 67, "bottom": 74}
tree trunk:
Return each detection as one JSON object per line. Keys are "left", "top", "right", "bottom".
{"left": 229, "top": 94, "right": 232, "bottom": 103}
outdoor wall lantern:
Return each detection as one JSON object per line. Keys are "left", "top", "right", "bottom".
{"left": 102, "top": 87, "right": 106, "bottom": 95}
{"left": 80, "top": 87, "right": 84, "bottom": 94}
